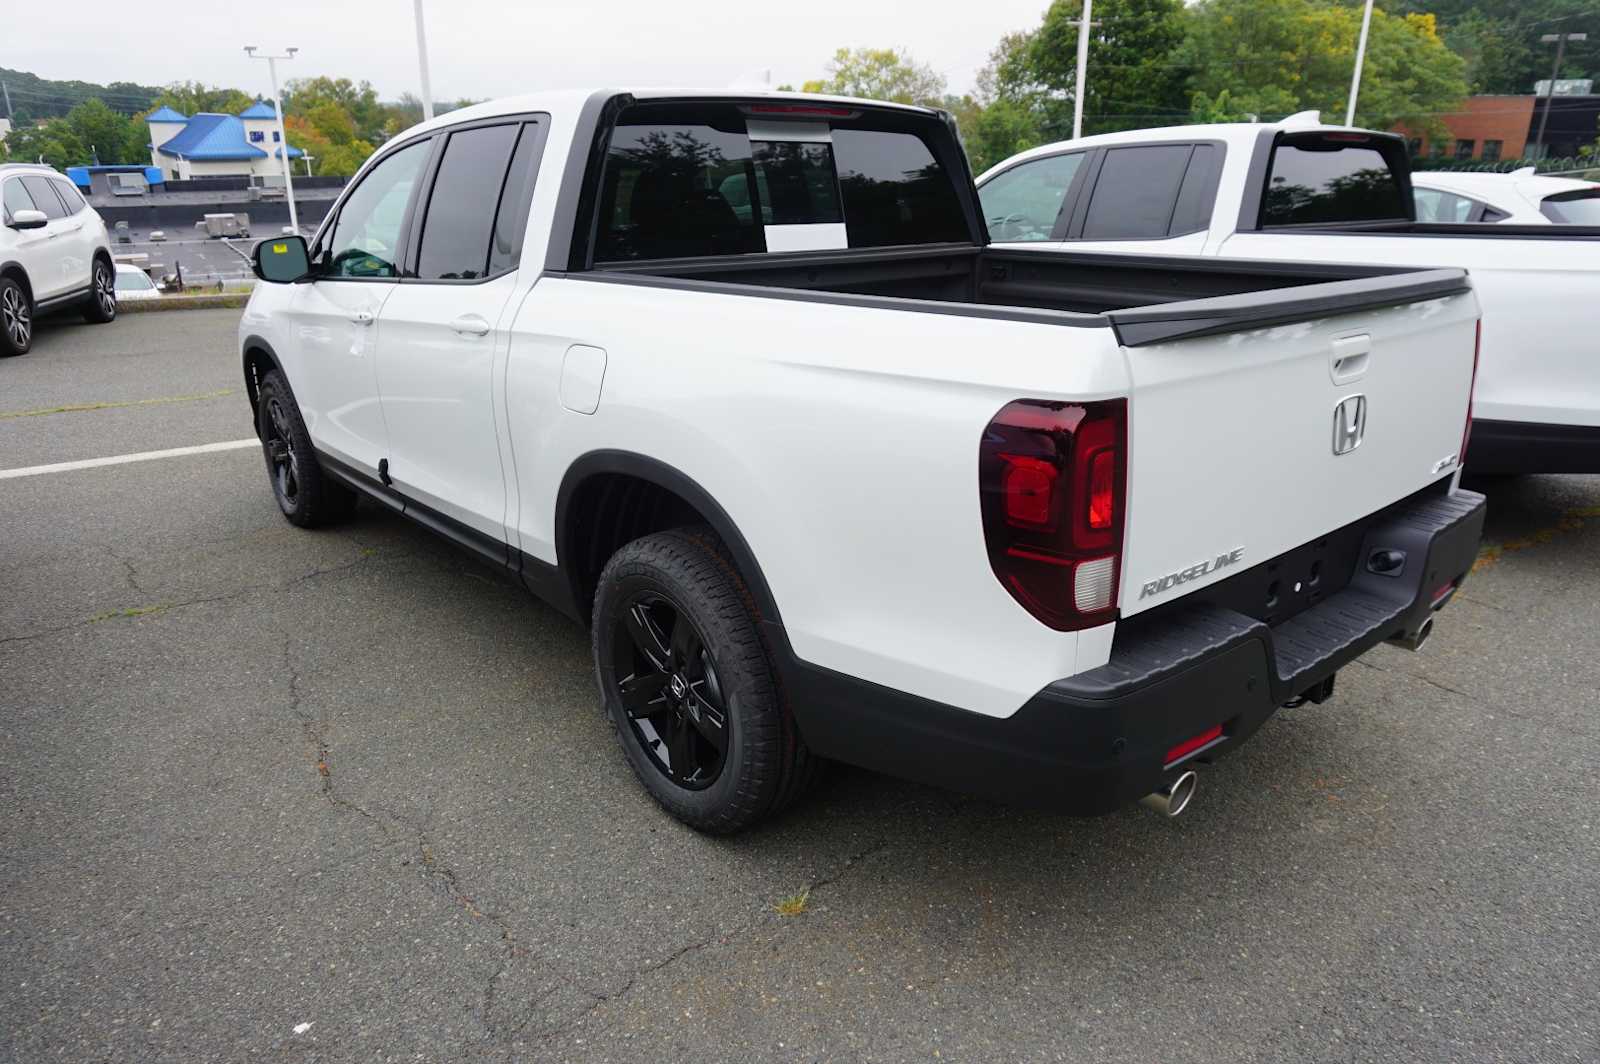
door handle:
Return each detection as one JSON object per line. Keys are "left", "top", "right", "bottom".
{"left": 450, "top": 314, "right": 491, "bottom": 337}
{"left": 348, "top": 310, "right": 375, "bottom": 326}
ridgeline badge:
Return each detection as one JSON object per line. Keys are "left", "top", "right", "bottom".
{"left": 1139, "top": 548, "right": 1245, "bottom": 600}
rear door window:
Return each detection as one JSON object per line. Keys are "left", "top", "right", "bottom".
{"left": 19, "top": 176, "right": 69, "bottom": 220}
{"left": 53, "top": 181, "right": 87, "bottom": 214}
{"left": 1261, "top": 137, "right": 1408, "bottom": 226}
{"left": 1078, "top": 145, "right": 1194, "bottom": 240}
{"left": 592, "top": 106, "right": 969, "bottom": 262}
{"left": 978, "top": 152, "right": 1084, "bottom": 241}
{"left": 1413, "top": 188, "right": 1479, "bottom": 223}
{"left": 415, "top": 123, "right": 521, "bottom": 280}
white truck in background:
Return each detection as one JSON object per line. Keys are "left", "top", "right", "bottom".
{"left": 977, "top": 114, "right": 1600, "bottom": 473}
{"left": 239, "top": 90, "right": 1485, "bottom": 832}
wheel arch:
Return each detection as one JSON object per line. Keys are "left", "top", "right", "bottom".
{"left": 554, "top": 451, "right": 785, "bottom": 632}
{"left": 240, "top": 334, "right": 282, "bottom": 430}
{"left": 0, "top": 260, "right": 32, "bottom": 304}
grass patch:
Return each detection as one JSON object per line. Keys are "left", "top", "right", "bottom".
{"left": 772, "top": 889, "right": 810, "bottom": 917}
{"left": 87, "top": 604, "right": 171, "bottom": 624}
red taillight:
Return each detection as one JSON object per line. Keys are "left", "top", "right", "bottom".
{"left": 1165, "top": 724, "right": 1224, "bottom": 766}
{"left": 979, "top": 398, "right": 1127, "bottom": 630}
{"left": 1460, "top": 320, "right": 1480, "bottom": 467}
{"left": 742, "top": 103, "right": 859, "bottom": 118}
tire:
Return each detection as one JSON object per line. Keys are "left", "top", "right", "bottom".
{"left": 0, "top": 276, "right": 31, "bottom": 357}
{"left": 80, "top": 259, "right": 117, "bottom": 324}
{"left": 593, "top": 527, "right": 819, "bottom": 834}
{"left": 256, "top": 370, "right": 358, "bottom": 527}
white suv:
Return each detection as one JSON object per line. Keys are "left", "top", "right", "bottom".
{"left": 1, "top": 164, "right": 117, "bottom": 356}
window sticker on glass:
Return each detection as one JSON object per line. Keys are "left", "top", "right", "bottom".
{"left": 746, "top": 120, "right": 848, "bottom": 252}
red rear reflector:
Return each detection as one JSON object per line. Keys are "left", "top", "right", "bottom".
{"left": 1165, "top": 725, "right": 1223, "bottom": 765}
{"left": 1087, "top": 448, "right": 1115, "bottom": 530}
{"left": 1430, "top": 581, "right": 1455, "bottom": 607}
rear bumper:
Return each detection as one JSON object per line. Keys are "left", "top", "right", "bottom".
{"left": 1466, "top": 418, "right": 1600, "bottom": 474}
{"left": 778, "top": 488, "right": 1487, "bottom": 815}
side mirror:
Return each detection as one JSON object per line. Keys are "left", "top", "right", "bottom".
{"left": 7, "top": 209, "right": 48, "bottom": 231}
{"left": 253, "top": 234, "right": 312, "bottom": 283}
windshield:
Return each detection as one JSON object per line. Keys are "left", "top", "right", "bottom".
{"left": 1540, "top": 189, "right": 1600, "bottom": 224}
{"left": 115, "top": 270, "right": 154, "bottom": 291}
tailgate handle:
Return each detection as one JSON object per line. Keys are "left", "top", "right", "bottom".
{"left": 1330, "top": 334, "right": 1371, "bottom": 385}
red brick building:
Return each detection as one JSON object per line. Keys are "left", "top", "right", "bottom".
{"left": 1397, "top": 95, "right": 1536, "bottom": 162}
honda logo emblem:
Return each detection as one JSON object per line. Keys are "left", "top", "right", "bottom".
{"left": 1332, "top": 394, "right": 1367, "bottom": 455}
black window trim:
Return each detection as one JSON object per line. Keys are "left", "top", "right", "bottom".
{"left": 48, "top": 177, "right": 86, "bottom": 216}
{"left": 400, "top": 115, "right": 551, "bottom": 286}
{"left": 306, "top": 110, "right": 551, "bottom": 286}
{"left": 1063, "top": 139, "right": 1228, "bottom": 243}
{"left": 1237, "top": 127, "right": 1416, "bottom": 232}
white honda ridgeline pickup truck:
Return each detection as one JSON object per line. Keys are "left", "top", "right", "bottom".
{"left": 241, "top": 90, "right": 1486, "bottom": 832}
{"left": 977, "top": 113, "right": 1600, "bottom": 474}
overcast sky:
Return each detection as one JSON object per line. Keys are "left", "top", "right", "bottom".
{"left": 13, "top": 0, "right": 1057, "bottom": 105}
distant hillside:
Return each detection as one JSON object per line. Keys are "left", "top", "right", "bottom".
{"left": 1, "top": 68, "right": 160, "bottom": 122}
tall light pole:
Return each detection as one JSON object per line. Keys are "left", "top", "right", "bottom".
{"left": 1071, "top": 0, "right": 1095, "bottom": 139}
{"left": 1534, "top": 32, "right": 1588, "bottom": 160}
{"left": 413, "top": 0, "right": 435, "bottom": 121}
{"left": 244, "top": 46, "right": 300, "bottom": 235}
{"left": 1344, "top": 0, "right": 1376, "bottom": 127}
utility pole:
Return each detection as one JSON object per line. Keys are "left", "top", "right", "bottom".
{"left": 2, "top": 81, "right": 12, "bottom": 122}
{"left": 1534, "top": 31, "right": 1588, "bottom": 160}
{"left": 413, "top": 0, "right": 436, "bottom": 121}
{"left": 1071, "top": 0, "right": 1096, "bottom": 139}
{"left": 244, "top": 46, "right": 301, "bottom": 235}
{"left": 1345, "top": 0, "right": 1376, "bottom": 127}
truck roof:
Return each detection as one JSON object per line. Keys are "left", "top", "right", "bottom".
{"left": 397, "top": 87, "right": 942, "bottom": 141}
{"left": 974, "top": 111, "right": 1371, "bottom": 182}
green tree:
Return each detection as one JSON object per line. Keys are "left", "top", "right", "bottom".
{"left": 1393, "top": 1, "right": 1598, "bottom": 95}
{"left": 1025, "top": 0, "right": 1190, "bottom": 134}
{"left": 152, "top": 81, "right": 254, "bottom": 116}
{"left": 2, "top": 120, "right": 89, "bottom": 168}
{"left": 284, "top": 76, "right": 387, "bottom": 143}
{"left": 800, "top": 47, "right": 947, "bottom": 106}
{"left": 283, "top": 113, "right": 374, "bottom": 177}
{"left": 64, "top": 98, "right": 138, "bottom": 164}
{"left": 1182, "top": 0, "right": 1469, "bottom": 135}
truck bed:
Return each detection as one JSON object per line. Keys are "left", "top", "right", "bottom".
{"left": 585, "top": 243, "right": 1472, "bottom": 346}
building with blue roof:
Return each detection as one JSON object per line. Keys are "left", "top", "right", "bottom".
{"left": 147, "top": 101, "right": 304, "bottom": 180}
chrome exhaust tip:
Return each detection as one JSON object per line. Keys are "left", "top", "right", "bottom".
{"left": 1387, "top": 616, "right": 1434, "bottom": 652}
{"left": 1140, "top": 770, "right": 1198, "bottom": 818}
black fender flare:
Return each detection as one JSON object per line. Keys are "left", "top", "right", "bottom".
{"left": 239, "top": 334, "right": 284, "bottom": 426}
{"left": 554, "top": 449, "right": 786, "bottom": 631}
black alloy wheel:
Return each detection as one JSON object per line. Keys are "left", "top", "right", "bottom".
{"left": 263, "top": 394, "right": 302, "bottom": 510}
{"left": 592, "top": 527, "right": 820, "bottom": 833}
{"left": 612, "top": 591, "right": 729, "bottom": 789}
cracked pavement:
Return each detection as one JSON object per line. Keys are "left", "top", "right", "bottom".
{"left": 3, "top": 310, "right": 1598, "bottom": 1062}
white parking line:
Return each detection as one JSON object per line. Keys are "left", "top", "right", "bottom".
{"left": 0, "top": 439, "right": 259, "bottom": 480}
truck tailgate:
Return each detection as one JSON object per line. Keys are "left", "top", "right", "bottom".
{"left": 1107, "top": 280, "right": 1478, "bottom": 618}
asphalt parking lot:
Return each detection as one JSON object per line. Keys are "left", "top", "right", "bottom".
{"left": 3, "top": 309, "right": 1597, "bottom": 1063}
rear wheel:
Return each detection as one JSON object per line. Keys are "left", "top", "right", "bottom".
{"left": 256, "top": 370, "right": 357, "bottom": 527}
{"left": 80, "top": 259, "right": 116, "bottom": 324}
{"left": 0, "top": 277, "right": 31, "bottom": 356}
{"left": 593, "top": 527, "right": 818, "bottom": 834}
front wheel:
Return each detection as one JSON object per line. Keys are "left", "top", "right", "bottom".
{"left": 593, "top": 528, "right": 818, "bottom": 834}
{"left": 0, "top": 277, "right": 31, "bottom": 356}
{"left": 81, "top": 259, "right": 117, "bottom": 324}
{"left": 256, "top": 370, "right": 357, "bottom": 527}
